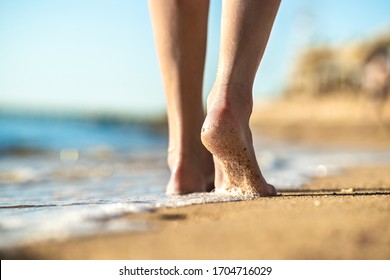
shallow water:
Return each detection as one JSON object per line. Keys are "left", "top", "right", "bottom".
{"left": 1, "top": 114, "right": 390, "bottom": 248}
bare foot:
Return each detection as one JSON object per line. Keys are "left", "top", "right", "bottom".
{"left": 166, "top": 145, "right": 214, "bottom": 195}
{"left": 201, "top": 84, "right": 276, "bottom": 197}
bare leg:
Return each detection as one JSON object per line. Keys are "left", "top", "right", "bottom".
{"left": 149, "top": 0, "right": 214, "bottom": 194}
{"left": 201, "top": 0, "right": 280, "bottom": 196}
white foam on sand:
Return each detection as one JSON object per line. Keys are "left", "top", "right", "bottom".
{"left": 0, "top": 193, "right": 250, "bottom": 248}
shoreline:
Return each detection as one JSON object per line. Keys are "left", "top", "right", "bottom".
{"left": 1, "top": 164, "right": 389, "bottom": 260}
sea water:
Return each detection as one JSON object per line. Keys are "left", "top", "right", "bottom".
{"left": 1, "top": 114, "right": 389, "bottom": 248}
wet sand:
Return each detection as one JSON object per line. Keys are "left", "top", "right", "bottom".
{"left": 1, "top": 164, "right": 389, "bottom": 260}
{"left": 2, "top": 97, "right": 390, "bottom": 260}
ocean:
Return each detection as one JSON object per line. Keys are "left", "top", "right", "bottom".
{"left": 1, "top": 113, "right": 389, "bottom": 248}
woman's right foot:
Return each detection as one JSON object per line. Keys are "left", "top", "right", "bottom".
{"left": 201, "top": 84, "right": 276, "bottom": 197}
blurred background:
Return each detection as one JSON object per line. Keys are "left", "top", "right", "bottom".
{"left": 1, "top": 0, "right": 390, "bottom": 191}
{"left": 1, "top": 0, "right": 389, "bottom": 118}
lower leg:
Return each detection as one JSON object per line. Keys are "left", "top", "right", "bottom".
{"left": 148, "top": 0, "right": 214, "bottom": 194}
{"left": 202, "top": 0, "right": 280, "bottom": 196}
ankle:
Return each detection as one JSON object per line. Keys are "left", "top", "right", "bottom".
{"left": 208, "top": 83, "right": 253, "bottom": 119}
{"left": 167, "top": 143, "right": 206, "bottom": 170}
{"left": 167, "top": 149, "right": 190, "bottom": 170}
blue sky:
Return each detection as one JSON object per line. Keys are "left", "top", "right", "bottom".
{"left": 1, "top": 0, "right": 390, "bottom": 117}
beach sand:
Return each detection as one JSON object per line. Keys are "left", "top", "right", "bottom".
{"left": 251, "top": 95, "right": 390, "bottom": 149}
{"left": 1, "top": 97, "right": 390, "bottom": 260}
{"left": 1, "top": 164, "right": 389, "bottom": 260}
